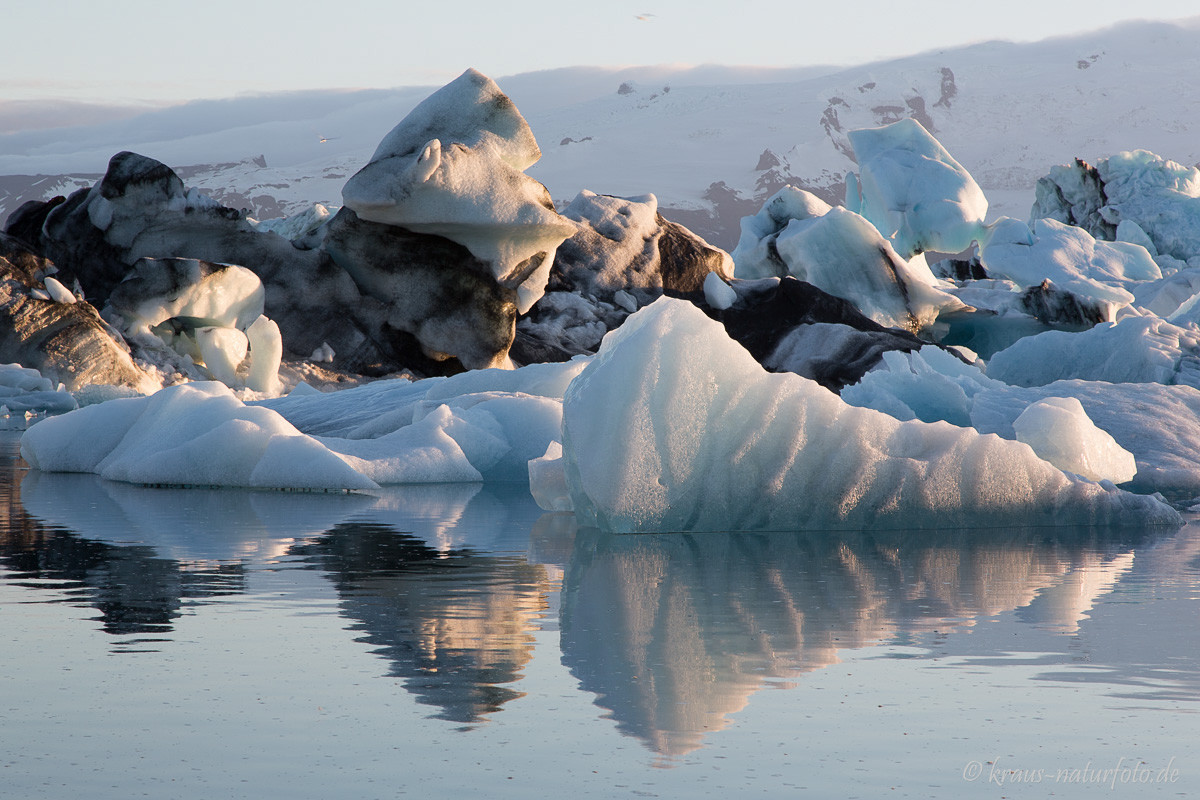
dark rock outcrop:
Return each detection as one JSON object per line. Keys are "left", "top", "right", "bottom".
{"left": 0, "top": 233, "right": 151, "bottom": 391}
{"left": 515, "top": 191, "right": 733, "bottom": 362}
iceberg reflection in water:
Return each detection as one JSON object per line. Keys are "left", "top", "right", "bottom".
{"left": 3, "top": 433, "right": 1200, "bottom": 797}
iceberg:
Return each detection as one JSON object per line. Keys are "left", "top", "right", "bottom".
{"left": 978, "top": 217, "right": 1157, "bottom": 311}
{"left": 841, "top": 346, "right": 1200, "bottom": 496}
{"left": 986, "top": 316, "right": 1200, "bottom": 388}
{"left": 1033, "top": 150, "right": 1200, "bottom": 263}
{"left": 22, "top": 358, "right": 588, "bottom": 491}
{"left": 341, "top": 68, "right": 576, "bottom": 314}
{"left": 731, "top": 186, "right": 964, "bottom": 332}
{"left": 559, "top": 298, "right": 1178, "bottom": 533}
{"left": 845, "top": 118, "right": 988, "bottom": 258}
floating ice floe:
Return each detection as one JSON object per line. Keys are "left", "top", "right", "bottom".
{"left": 22, "top": 359, "right": 587, "bottom": 490}
{"left": 555, "top": 298, "right": 1178, "bottom": 532}
{"left": 841, "top": 345, "right": 1200, "bottom": 496}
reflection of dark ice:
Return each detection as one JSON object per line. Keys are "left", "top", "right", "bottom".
{"left": 292, "top": 522, "right": 551, "bottom": 723}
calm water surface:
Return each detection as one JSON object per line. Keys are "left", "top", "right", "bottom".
{"left": 1, "top": 431, "right": 1198, "bottom": 798}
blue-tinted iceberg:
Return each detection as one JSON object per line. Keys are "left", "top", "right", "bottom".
{"left": 845, "top": 118, "right": 988, "bottom": 258}
{"left": 558, "top": 298, "right": 1178, "bottom": 532}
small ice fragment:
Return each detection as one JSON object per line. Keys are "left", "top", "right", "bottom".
{"left": 613, "top": 290, "right": 638, "bottom": 313}
{"left": 1013, "top": 396, "right": 1137, "bottom": 483}
{"left": 246, "top": 315, "right": 283, "bottom": 395}
{"left": 703, "top": 271, "right": 737, "bottom": 310}
{"left": 43, "top": 277, "right": 76, "bottom": 304}
{"left": 310, "top": 342, "right": 335, "bottom": 363}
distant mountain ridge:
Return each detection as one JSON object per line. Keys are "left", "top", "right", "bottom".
{"left": 4, "top": 17, "right": 1200, "bottom": 249}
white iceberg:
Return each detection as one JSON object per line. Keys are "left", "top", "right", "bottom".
{"left": 22, "top": 356, "right": 588, "bottom": 491}
{"left": 842, "top": 347, "right": 1200, "bottom": 496}
{"left": 558, "top": 298, "right": 1177, "bottom": 532}
{"left": 986, "top": 316, "right": 1200, "bottom": 388}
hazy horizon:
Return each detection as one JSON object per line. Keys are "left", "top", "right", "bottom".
{"left": 2, "top": 2, "right": 1198, "bottom": 113}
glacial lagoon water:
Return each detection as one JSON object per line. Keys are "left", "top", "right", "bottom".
{"left": 2, "top": 429, "right": 1199, "bottom": 799}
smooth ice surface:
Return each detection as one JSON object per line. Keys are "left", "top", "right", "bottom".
{"left": 559, "top": 298, "right": 1178, "bottom": 532}
{"left": 987, "top": 316, "right": 1200, "bottom": 388}
{"left": 1013, "top": 397, "right": 1137, "bottom": 483}
{"left": 20, "top": 382, "right": 377, "bottom": 490}
{"left": 23, "top": 359, "right": 588, "bottom": 490}
{"left": 846, "top": 118, "right": 988, "bottom": 258}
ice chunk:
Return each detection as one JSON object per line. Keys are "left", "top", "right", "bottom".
{"left": 979, "top": 217, "right": 1157, "bottom": 310}
{"left": 245, "top": 315, "right": 282, "bottom": 395}
{"left": 21, "top": 382, "right": 377, "bottom": 491}
{"left": 342, "top": 69, "right": 576, "bottom": 313}
{"left": 731, "top": 186, "right": 832, "bottom": 280}
{"left": 841, "top": 346, "right": 997, "bottom": 427}
{"left": 309, "top": 342, "right": 335, "bottom": 363}
{"left": 703, "top": 271, "right": 736, "bottom": 310}
{"left": 249, "top": 203, "right": 333, "bottom": 240}
{"left": 1012, "top": 397, "right": 1136, "bottom": 483}
{"left": 528, "top": 440, "right": 571, "bottom": 511}
{"left": 43, "top": 276, "right": 76, "bottom": 304}
{"left": 732, "top": 187, "right": 964, "bottom": 332}
{"left": 196, "top": 326, "right": 248, "bottom": 387}
{"left": 987, "top": 316, "right": 1200, "bottom": 388}
{"left": 846, "top": 118, "right": 987, "bottom": 257}
{"left": 559, "top": 298, "right": 1178, "bottom": 532}
{"left": 108, "top": 257, "right": 266, "bottom": 337}
{"left": 0, "top": 364, "right": 77, "bottom": 416}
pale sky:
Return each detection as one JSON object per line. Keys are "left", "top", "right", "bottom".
{"left": 3, "top": 1, "right": 1199, "bottom": 105}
